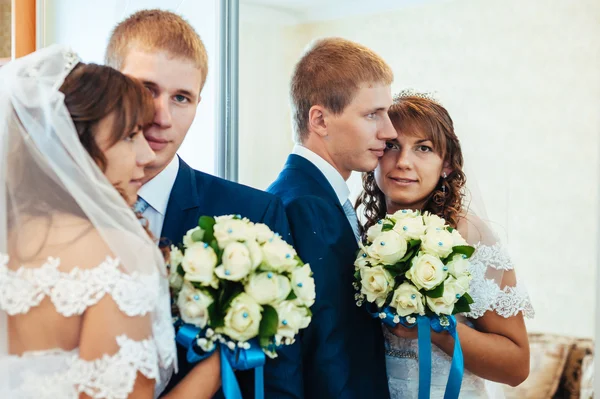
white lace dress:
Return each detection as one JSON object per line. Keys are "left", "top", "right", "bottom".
{"left": 385, "top": 243, "right": 535, "bottom": 399}
{"left": 0, "top": 254, "right": 177, "bottom": 399}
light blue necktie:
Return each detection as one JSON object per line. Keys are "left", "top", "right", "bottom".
{"left": 342, "top": 199, "right": 360, "bottom": 242}
{"left": 133, "top": 196, "right": 150, "bottom": 215}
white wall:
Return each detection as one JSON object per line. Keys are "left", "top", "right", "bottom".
{"left": 239, "top": 0, "right": 600, "bottom": 337}
{"left": 42, "top": 0, "right": 220, "bottom": 174}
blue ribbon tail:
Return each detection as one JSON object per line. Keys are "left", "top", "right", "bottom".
{"left": 417, "top": 315, "right": 432, "bottom": 399}
{"left": 220, "top": 345, "right": 243, "bottom": 399}
{"left": 254, "top": 365, "right": 264, "bottom": 399}
{"left": 175, "top": 324, "right": 214, "bottom": 364}
{"left": 444, "top": 326, "right": 464, "bottom": 399}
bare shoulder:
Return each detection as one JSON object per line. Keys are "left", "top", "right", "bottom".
{"left": 455, "top": 212, "right": 497, "bottom": 246}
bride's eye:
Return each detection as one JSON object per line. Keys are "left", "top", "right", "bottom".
{"left": 416, "top": 145, "right": 433, "bottom": 153}
{"left": 385, "top": 142, "right": 399, "bottom": 151}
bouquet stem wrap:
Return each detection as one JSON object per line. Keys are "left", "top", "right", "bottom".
{"left": 373, "top": 306, "right": 464, "bottom": 399}
{"left": 176, "top": 324, "right": 265, "bottom": 399}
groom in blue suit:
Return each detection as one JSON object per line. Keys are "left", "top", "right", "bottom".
{"left": 106, "top": 9, "right": 301, "bottom": 398}
{"left": 268, "top": 38, "right": 397, "bottom": 398}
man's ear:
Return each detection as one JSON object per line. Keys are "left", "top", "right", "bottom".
{"left": 308, "top": 105, "right": 328, "bottom": 138}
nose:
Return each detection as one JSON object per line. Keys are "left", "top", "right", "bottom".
{"left": 395, "top": 148, "right": 412, "bottom": 170}
{"left": 377, "top": 113, "right": 397, "bottom": 141}
{"left": 137, "top": 134, "right": 156, "bottom": 168}
{"left": 153, "top": 94, "right": 173, "bottom": 128}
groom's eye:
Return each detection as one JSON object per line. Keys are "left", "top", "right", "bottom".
{"left": 174, "top": 94, "right": 189, "bottom": 103}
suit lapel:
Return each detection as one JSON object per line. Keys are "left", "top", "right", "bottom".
{"left": 161, "top": 157, "right": 203, "bottom": 244}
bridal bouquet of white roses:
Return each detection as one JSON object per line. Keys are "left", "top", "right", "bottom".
{"left": 169, "top": 215, "right": 315, "bottom": 359}
{"left": 354, "top": 209, "right": 474, "bottom": 323}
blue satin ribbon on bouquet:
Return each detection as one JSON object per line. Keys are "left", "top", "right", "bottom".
{"left": 372, "top": 306, "right": 464, "bottom": 399}
{"left": 176, "top": 324, "right": 266, "bottom": 399}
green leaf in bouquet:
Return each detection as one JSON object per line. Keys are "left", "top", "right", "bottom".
{"left": 443, "top": 246, "right": 475, "bottom": 264}
{"left": 382, "top": 223, "right": 394, "bottom": 232}
{"left": 305, "top": 306, "right": 313, "bottom": 318}
{"left": 294, "top": 255, "right": 305, "bottom": 266}
{"left": 462, "top": 292, "right": 474, "bottom": 304}
{"left": 452, "top": 295, "right": 471, "bottom": 315}
{"left": 425, "top": 282, "right": 444, "bottom": 298}
{"left": 219, "top": 281, "right": 244, "bottom": 313}
{"left": 198, "top": 216, "right": 216, "bottom": 243}
{"left": 209, "top": 240, "right": 223, "bottom": 260}
{"left": 286, "top": 290, "right": 298, "bottom": 301}
{"left": 399, "top": 248, "right": 417, "bottom": 263}
{"left": 407, "top": 239, "right": 421, "bottom": 250}
{"left": 176, "top": 264, "right": 185, "bottom": 276}
{"left": 384, "top": 262, "right": 410, "bottom": 277}
{"left": 259, "top": 335, "right": 272, "bottom": 349}
{"left": 208, "top": 302, "right": 225, "bottom": 328}
{"left": 259, "top": 305, "right": 279, "bottom": 339}
{"left": 354, "top": 269, "right": 361, "bottom": 281}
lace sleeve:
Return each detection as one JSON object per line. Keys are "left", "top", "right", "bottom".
{"left": 0, "top": 250, "right": 173, "bottom": 399}
{"left": 457, "top": 214, "right": 535, "bottom": 320}
{"left": 464, "top": 242, "right": 535, "bottom": 319}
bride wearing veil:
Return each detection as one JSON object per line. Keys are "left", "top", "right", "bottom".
{"left": 0, "top": 45, "right": 176, "bottom": 398}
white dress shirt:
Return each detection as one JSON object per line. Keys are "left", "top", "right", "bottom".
{"left": 292, "top": 144, "right": 350, "bottom": 205}
{"left": 137, "top": 156, "right": 180, "bottom": 238}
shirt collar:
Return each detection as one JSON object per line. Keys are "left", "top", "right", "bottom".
{"left": 138, "top": 156, "right": 180, "bottom": 216}
{"left": 292, "top": 144, "right": 350, "bottom": 205}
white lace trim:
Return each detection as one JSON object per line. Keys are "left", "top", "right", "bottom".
{"left": 471, "top": 242, "right": 514, "bottom": 271}
{"left": 12, "top": 336, "right": 158, "bottom": 399}
{"left": 72, "top": 335, "right": 158, "bottom": 399}
{"left": 463, "top": 243, "right": 534, "bottom": 319}
{"left": 0, "top": 254, "right": 159, "bottom": 317}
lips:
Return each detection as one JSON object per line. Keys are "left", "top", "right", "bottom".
{"left": 389, "top": 177, "right": 418, "bottom": 184}
{"left": 145, "top": 135, "right": 169, "bottom": 151}
{"left": 370, "top": 148, "right": 386, "bottom": 157}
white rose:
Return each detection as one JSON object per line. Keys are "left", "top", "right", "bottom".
{"left": 360, "top": 265, "right": 395, "bottom": 307}
{"left": 245, "top": 239, "right": 264, "bottom": 270}
{"left": 354, "top": 247, "right": 372, "bottom": 269}
{"left": 181, "top": 243, "right": 218, "bottom": 286}
{"left": 183, "top": 227, "right": 204, "bottom": 248}
{"left": 168, "top": 271, "right": 184, "bottom": 291}
{"left": 422, "top": 212, "right": 447, "bottom": 229}
{"left": 393, "top": 215, "right": 426, "bottom": 240}
{"left": 426, "top": 276, "right": 466, "bottom": 315}
{"left": 177, "top": 282, "right": 213, "bottom": 328}
{"left": 420, "top": 228, "right": 454, "bottom": 258}
{"left": 291, "top": 264, "right": 316, "bottom": 307}
{"left": 215, "top": 242, "right": 253, "bottom": 281}
{"left": 219, "top": 293, "right": 262, "bottom": 342}
{"left": 274, "top": 301, "right": 311, "bottom": 341}
{"left": 169, "top": 245, "right": 184, "bottom": 268}
{"left": 406, "top": 252, "right": 447, "bottom": 291}
{"left": 261, "top": 237, "right": 298, "bottom": 272}
{"left": 367, "top": 230, "right": 408, "bottom": 265}
{"left": 446, "top": 254, "right": 470, "bottom": 278}
{"left": 391, "top": 209, "right": 420, "bottom": 221}
{"left": 214, "top": 219, "right": 256, "bottom": 248}
{"left": 366, "top": 221, "right": 384, "bottom": 243}
{"left": 245, "top": 272, "right": 291, "bottom": 305}
{"left": 254, "top": 223, "right": 275, "bottom": 244}
{"left": 390, "top": 282, "right": 426, "bottom": 317}
{"left": 451, "top": 229, "right": 468, "bottom": 246}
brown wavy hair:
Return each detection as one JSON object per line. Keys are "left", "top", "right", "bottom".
{"left": 356, "top": 95, "right": 466, "bottom": 233}
{"left": 6, "top": 62, "right": 156, "bottom": 257}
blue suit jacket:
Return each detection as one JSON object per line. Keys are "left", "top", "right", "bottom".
{"left": 161, "top": 158, "right": 302, "bottom": 398}
{"left": 267, "top": 154, "right": 390, "bottom": 399}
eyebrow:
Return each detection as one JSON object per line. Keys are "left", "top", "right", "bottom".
{"left": 415, "top": 138, "right": 433, "bottom": 144}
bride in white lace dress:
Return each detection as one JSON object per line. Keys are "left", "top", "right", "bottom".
{"left": 0, "top": 45, "right": 177, "bottom": 398}
{"left": 356, "top": 92, "right": 534, "bottom": 398}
